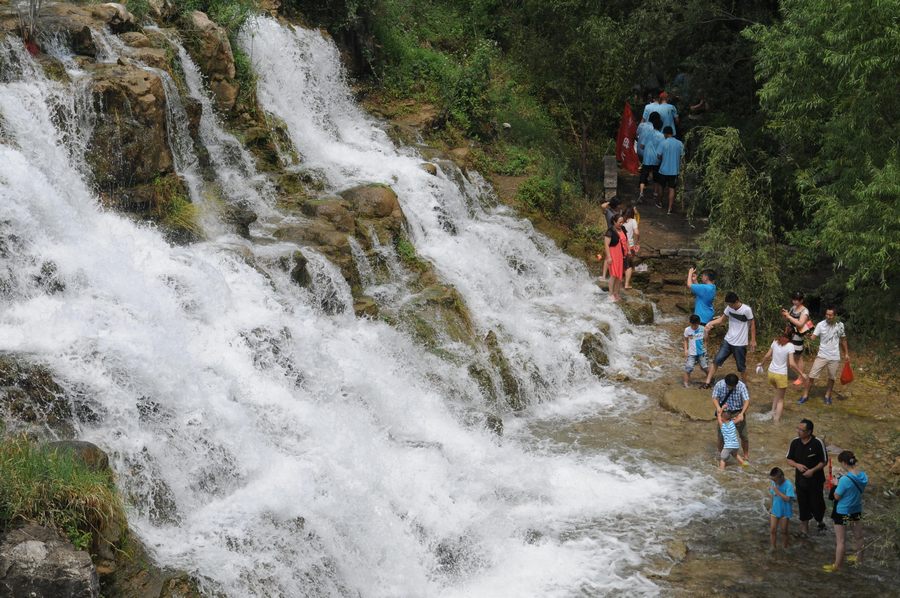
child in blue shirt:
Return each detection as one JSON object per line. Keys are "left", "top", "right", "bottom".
{"left": 717, "top": 410, "right": 746, "bottom": 470}
{"left": 769, "top": 467, "right": 795, "bottom": 550}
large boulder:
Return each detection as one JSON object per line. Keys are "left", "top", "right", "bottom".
{"left": 339, "top": 184, "right": 402, "bottom": 219}
{"left": 86, "top": 64, "right": 173, "bottom": 192}
{"left": 38, "top": 3, "right": 138, "bottom": 57}
{"left": 660, "top": 387, "right": 716, "bottom": 421}
{"left": 0, "top": 525, "right": 99, "bottom": 598}
{"left": 182, "top": 11, "right": 238, "bottom": 112}
{"left": 484, "top": 330, "right": 523, "bottom": 410}
{"left": 619, "top": 297, "right": 655, "bottom": 325}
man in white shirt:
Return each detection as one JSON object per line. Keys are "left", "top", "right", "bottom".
{"left": 799, "top": 306, "right": 849, "bottom": 405}
{"left": 702, "top": 291, "right": 756, "bottom": 388}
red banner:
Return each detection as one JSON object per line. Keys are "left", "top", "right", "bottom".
{"left": 615, "top": 102, "right": 640, "bottom": 174}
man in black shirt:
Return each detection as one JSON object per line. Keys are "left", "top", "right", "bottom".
{"left": 785, "top": 418, "right": 828, "bottom": 536}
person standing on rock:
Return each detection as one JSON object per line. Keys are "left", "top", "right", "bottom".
{"left": 782, "top": 291, "right": 812, "bottom": 386}
{"left": 623, "top": 206, "right": 640, "bottom": 289}
{"left": 638, "top": 113, "right": 664, "bottom": 203}
{"left": 683, "top": 314, "right": 708, "bottom": 387}
{"left": 702, "top": 292, "right": 756, "bottom": 387}
{"left": 656, "top": 126, "right": 684, "bottom": 215}
{"left": 711, "top": 373, "right": 750, "bottom": 461}
{"left": 757, "top": 327, "right": 806, "bottom": 423}
{"left": 798, "top": 306, "right": 849, "bottom": 405}
{"left": 785, "top": 418, "right": 828, "bottom": 537}
{"left": 603, "top": 214, "right": 628, "bottom": 302}
{"left": 686, "top": 267, "right": 716, "bottom": 325}
{"left": 599, "top": 197, "right": 623, "bottom": 281}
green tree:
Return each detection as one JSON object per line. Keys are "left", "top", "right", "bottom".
{"left": 686, "top": 127, "right": 784, "bottom": 331}
{"left": 747, "top": 0, "right": 900, "bottom": 335}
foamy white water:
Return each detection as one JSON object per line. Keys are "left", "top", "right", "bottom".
{"left": 0, "top": 27, "right": 719, "bottom": 598}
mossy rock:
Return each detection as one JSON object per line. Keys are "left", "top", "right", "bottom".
{"left": 0, "top": 354, "right": 72, "bottom": 436}
{"left": 619, "top": 297, "right": 655, "bottom": 325}
{"left": 580, "top": 332, "right": 609, "bottom": 378}
{"left": 484, "top": 330, "right": 523, "bottom": 410}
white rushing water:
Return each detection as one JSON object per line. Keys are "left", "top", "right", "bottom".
{"left": 0, "top": 24, "right": 718, "bottom": 598}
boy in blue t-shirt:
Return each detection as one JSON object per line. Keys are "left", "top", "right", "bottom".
{"left": 769, "top": 467, "right": 796, "bottom": 550}
{"left": 682, "top": 314, "right": 709, "bottom": 388}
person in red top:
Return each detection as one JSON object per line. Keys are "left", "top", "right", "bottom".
{"left": 603, "top": 214, "right": 628, "bottom": 301}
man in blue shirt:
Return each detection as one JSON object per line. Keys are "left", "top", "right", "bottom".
{"left": 641, "top": 93, "right": 660, "bottom": 122}
{"left": 656, "top": 91, "right": 679, "bottom": 135}
{"left": 656, "top": 126, "right": 684, "bottom": 215}
{"left": 686, "top": 267, "right": 717, "bottom": 324}
{"left": 638, "top": 113, "right": 664, "bottom": 202}
{"left": 711, "top": 373, "right": 751, "bottom": 460}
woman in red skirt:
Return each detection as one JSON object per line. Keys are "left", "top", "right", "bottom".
{"left": 604, "top": 214, "right": 628, "bottom": 301}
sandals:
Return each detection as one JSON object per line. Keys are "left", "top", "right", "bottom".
{"left": 824, "top": 395, "right": 833, "bottom": 405}
{"left": 822, "top": 564, "right": 838, "bottom": 573}
{"left": 797, "top": 396, "right": 809, "bottom": 404}
{"left": 792, "top": 531, "right": 809, "bottom": 539}
{"left": 700, "top": 382, "right": 712, "bottom": 390}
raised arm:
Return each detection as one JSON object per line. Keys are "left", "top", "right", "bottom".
{"left": 686, "top": 267, "right": 695, "bottom": 290}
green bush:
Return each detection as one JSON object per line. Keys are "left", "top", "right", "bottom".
{"left": 0, "top": 437, "right": 125, "bottom": 551}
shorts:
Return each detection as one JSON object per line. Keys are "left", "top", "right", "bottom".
{"left": 832, "top": 511, "right": 862, "bottom": 526}
{"left": 720, "top": 447, "right": 739, "bottom": 461}
{"left": 639, "top": 164, "right": 658, "bottom": 185}
{"left": 684, "top": 354, "right": 709, "bottom": 373}
{"left": 714, "top": 340, "right": 747, "bottom": 372}
{"left": 716, "top": 413, "right": 748, "bottom": 441}
{"left": 767, "top": 372, "right": 788, "bottom": 389}
{"left": 809, "top": 357, "right": 840, "bottom": 380}
{"left": 658, "top": 173, "right": 679, "bottom": 188}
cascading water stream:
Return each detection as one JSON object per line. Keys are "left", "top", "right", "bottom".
{"left": 0, "top": 25, "right": 721, "bottom": 598}
{"left": 150, "top": 28, "right": 276, "bottom": 221}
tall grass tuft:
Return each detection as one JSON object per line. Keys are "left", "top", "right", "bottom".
{"left": 0, "top": 436, "right": 125, "bottom": 552}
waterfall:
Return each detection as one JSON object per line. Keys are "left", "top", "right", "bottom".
{"left": 0, "top": 28, "right": 719, "bottom": 598}
{"left": 152, "top": 28, "right": 276, "bottom": 220}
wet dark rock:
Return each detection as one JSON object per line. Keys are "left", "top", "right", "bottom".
{"left": 0, "top": 354, "right": 72, "bottom": 437}
{"left": 485, "top": 413, "right": 503, "bottom": 436}
{"left": 222, "top": 202, "right": 257, "bottom": 237}
{"left": 34, "top": 261, "right": 65, "bottom": 294}
{"left": 484, "top": 330, "right": 523, "bottom": 410}
{"left": 580, "top": 332, "right": 609, "bottom": 377}
{"left": 619, "top": 297, "right": 654, "bottom": 325}
{"left": 0, "top": 525, "right": 99, "bottom": 598}
{"left": 289, "top": 251, "right": 311, "bottom": 288}
{"left": 353, "top": 296, "right": 378, "bottom": 318}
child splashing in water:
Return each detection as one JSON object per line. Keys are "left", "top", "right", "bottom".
{"left": 769, "top": 467, "right": 795, "bottom": 551}
{"left": 718, "top": 409, "right": 746, "bottom": 470}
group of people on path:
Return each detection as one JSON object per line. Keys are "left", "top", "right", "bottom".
{"left": 680, "top": 268, "right": 864, "bottom": 572}
{"left": 636, "top": 91, "right": 684, "bottom": 215}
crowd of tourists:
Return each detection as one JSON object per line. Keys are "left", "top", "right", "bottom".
{"left": 600, "top": 95, "right": 866, "bottom": 572}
